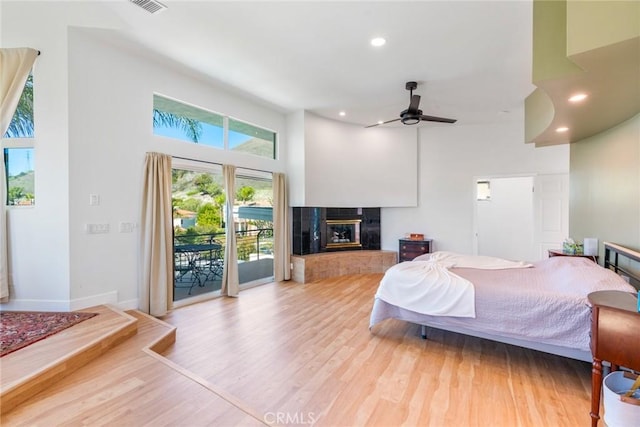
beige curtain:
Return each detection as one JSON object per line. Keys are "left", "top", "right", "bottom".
{"left": 221, "top": 164, "right": 239, "bottom": 297}
{"left": 273, "top": 172, "right": 291, "bottom": 281}
{"left": 139, "top": 153, "right": 173, "bottom": 316}
{"left": 0, "top": 47, "right": 39, "bottom": 302}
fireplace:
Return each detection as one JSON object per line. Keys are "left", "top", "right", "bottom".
{"left": 326, "top": 219, "right": 361, "bottom": 249}
{"left": 292, "top": 207, "right": 380, "bottom": 254}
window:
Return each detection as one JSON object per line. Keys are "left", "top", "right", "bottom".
{"left": 477, "top": 180, "right": 491, "bottom": 201}
{"left": 2, "top": 73, "right": 35, "bottom": 206}
{"left": 4, "top": 148, "right": 35, "bottom": 206}
{"left": 229, "top": 118, "right": 276, "bottom": 159}
{"left": 153, "top": 94, "right": 276, "bottom": 159}
{"left": 3, "top": 74, "right": 34, "bottom": 139}
{"left": 153, "top": 94, "right": 224, "bottom": 148}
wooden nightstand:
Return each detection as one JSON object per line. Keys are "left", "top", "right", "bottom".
{"left": 399, "top": 239, "right": 432, "bottom": 262}
{"left": 587, "top": 290, "right": 640, "bottom": 426}
{"left": 548, "top": 249, "right": 598, "bottom": 263}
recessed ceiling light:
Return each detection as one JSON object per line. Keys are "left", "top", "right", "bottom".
{"left": 556, "top": 126, "right": 569, "bottom": 133}
{"left": 568, "top": 93, "right": 588, "bottom": 103}
{"left": 377, "top": 120, "right": 384, "bottom": 125}
{"left": 371, "top": 37, "right": 386, "bottom": 47}
{"left": 339, "top": 111, "right": 346, "bottom": 117}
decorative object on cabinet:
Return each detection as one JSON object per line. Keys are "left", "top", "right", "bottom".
{"left": 562, "top": 237, "right": 583, "bottom": 255}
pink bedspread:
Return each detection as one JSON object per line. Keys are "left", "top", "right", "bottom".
{"left": 370, "top": 256, "right": 636, "bottom": 352}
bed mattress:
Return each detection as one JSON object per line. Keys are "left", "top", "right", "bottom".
{"left": 370, "top": 256, "right": 636, "bottom": 352}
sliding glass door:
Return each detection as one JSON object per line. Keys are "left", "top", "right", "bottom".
{"left": 172, "top": 164, "right": 226, "bottom": 302}
{"left": 235, "top": 171, "right": 274, "bottom": 288}
{"left": 171, "top": 161, "right": 274, "bottom": 302}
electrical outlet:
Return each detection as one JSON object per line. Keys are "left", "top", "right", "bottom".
{"left": 86, "top": 223, "right": 110, "bottom": 234}
{"left": 119, "top": 222, "right": 136, "bottom": 233}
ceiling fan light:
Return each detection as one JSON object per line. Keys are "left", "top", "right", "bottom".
{"left": 402, "top": 116, "right": 420, "bottom": 125}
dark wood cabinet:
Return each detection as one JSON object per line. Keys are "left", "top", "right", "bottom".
{"left": 399, "top": 239, "right": 432, "bottom": 262}
{"left": 587, "top": 290, "right": 640, "bottom": 426}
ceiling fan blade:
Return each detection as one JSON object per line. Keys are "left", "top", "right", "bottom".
{"left": 365, "top": 118, "right": 401, "bottom": 128}
{"left": 419, "top": 115, "right": 457, "bottom": 124}
{"left": 408, "top": 95, "right": 421, "bottom": 114}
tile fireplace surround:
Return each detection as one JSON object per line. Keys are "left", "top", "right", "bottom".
{"left": 292, "top": 207, "right": 381, "bottom": 255}
{"left": 291, "top": 207, "right": 395, "bottom": 283}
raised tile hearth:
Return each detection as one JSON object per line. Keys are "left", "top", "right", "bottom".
{"left": 290, "top": 250, "right": 397, "bottom": 283}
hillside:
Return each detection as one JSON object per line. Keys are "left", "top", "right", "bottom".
{"left": 232, "top": 137, "right": 274, "bottom": 158}
{"left": 8, "top": 171, "right": 34, "bottom": 194}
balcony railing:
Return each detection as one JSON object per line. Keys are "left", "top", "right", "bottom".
{"left": 173, "top": 228, "right": 274, "bottom": 300}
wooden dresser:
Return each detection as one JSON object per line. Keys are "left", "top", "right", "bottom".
{"left": 587, "top": 290, "right": 640, "bottom": 426}
{"left": 398, "top": 239, "right": 432, "bottom": 262}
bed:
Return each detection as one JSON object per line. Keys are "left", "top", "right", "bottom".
{"left": 369, "top": 242, "right": 639, "bottom": 362}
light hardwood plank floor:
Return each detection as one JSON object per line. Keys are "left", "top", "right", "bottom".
{"left": 161, "top": 273, "right": 594, "bottom": 427}
{"left": 1, "top": 311, "right": 262, "bottom": 426}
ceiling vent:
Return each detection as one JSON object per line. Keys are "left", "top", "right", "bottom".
{"left": 129, "top": 0, "right": 167, "bottom": 14}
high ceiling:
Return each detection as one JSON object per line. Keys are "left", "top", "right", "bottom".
{"left": 100, "top": 0, "right": 534, "bottom": 128}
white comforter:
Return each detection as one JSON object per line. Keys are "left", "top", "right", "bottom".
{"left": 375, "top": 252, "right": 532, "bottom": 318}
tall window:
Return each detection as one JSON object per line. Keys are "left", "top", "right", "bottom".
{"left": 153, "top": 94, "right": 277, "bottom": 159}
{"left": 3, "top": 73, "right": 35, "bottom": 206}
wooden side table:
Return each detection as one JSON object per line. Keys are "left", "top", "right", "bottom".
{"left": 399, "top": 239, "right": 432, "bottom": 262}
{"left": 548, "top": 249, "right": 598, "bottom": 263}
{"left": 587, "top": 290, "right": 640, "bottom": 426}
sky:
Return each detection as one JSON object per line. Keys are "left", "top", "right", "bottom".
{"left": 6, "top": 148, "right": 33, "bottom": 177}
{"left": 154, "top": 122, "right": 253, "bottom": 147}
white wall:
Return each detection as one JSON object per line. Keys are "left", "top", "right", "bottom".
{"left": 0, "top": 2, "right": 125, "bottom": 310}
{"left": 289, "top": 112, "right": 419, "bottom": 207}
{"left": 1, "top": 2, "right": 287, "bottom": 310}
{"left": 286, "top": 110, "right": 306, "bottom": 206}
{"left": 570, "top": 113, "right": 640, "bottom": 255}
{"left": 381, "top": 117, "right": 570, "bottom": 254}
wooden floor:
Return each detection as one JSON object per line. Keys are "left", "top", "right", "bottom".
{"left": 1, "top": 274, "right": 595, "bottom": 426}
{"left": 161, "top": 273, "right": 594, "bottom": 427}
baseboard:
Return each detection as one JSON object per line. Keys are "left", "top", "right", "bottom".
{"left": 0, "top": 298, "right": 73, "bottom": 312}
{"left": 70, "top": 291, "right": 118, "bottom": 311}
{"left": 1, "top": 291, "right": 121, "bottom": 312}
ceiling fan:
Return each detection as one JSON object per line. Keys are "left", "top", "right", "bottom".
{"left": 366, "top": 81, "right": 457, "bottom": 128}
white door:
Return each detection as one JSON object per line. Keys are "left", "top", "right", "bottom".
{"left": 533, "top": 174, "right": 569, "bottom": 259}
{"left": 475, "top": 176, "right": 535, "bottom": 262}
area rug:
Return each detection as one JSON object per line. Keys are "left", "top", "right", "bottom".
{"left": 1, "top": 311, "right": 98, "bottom": 357}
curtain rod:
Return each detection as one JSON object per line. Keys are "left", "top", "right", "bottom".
{"left": 171, "top": 155, "right": 276, "bottom": 175}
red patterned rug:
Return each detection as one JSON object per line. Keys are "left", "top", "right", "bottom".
{"left": 0, "top": 311, "right": 98, "bottom": 357}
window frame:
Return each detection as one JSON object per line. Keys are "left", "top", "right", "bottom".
{"left": 2, "top": 72, "right": 36, "bottom": 207}
{"left": 153, "top": 93, "right": 278, "bottom": 160}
